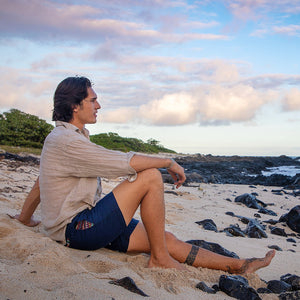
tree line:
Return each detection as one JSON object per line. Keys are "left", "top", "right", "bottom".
{"left": 0, "top": 109, "right": 176, "bottom": 153}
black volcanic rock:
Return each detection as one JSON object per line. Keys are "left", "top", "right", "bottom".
{"left": 258, "top": 206, "right": 277, "bottom": 216}
{"left": 219, "top": 275, "right": 261, "bottom": 300}
{"left": 264, "top": 219, "right": 279, "bottom": 225}
{"left": 245, "top": 220, "right": 268, "bottom": 238}
{"left": 270, "top": 226, "right": 288, "bottom": 237}
{"left": 161, "top": 154, "right": 300, "bottom": 187}
{"left": 109, "top": 277, "right": 148, "bottom": 297}
{"left": 279, "top": 290, "right": 300, "bottom": 300}
{"left": 234, "top": 193, "right": 277, "bottom": 216}
{"left": 285, "top": 206, "right": 300, "bottom": 233}
{"left": 286, "top": 238, "right": 296, "bottom": 243}
{"left": 280, "top": 274, "right": 300, "bottom": 291}
{"left": 195, "top": 219, "right": 218, "bottom": 232}
{"left": 234, "top": 193, "right": 261, "bottom": 209}
{"left": 195, "top": 281, "right": 217, "bottom": 294}
{"left": 267, "top": 280, "right": 292, "bottom": 294}
{"left": 268, "top": 245, "right": 283, "bottom": 251}
{"left": 4, "top": 152, "right": 40, "bottom": 165}
{"left": 224, "top": 224, "right": 246, "bottom": 237}
{"left": 186, "top": 240, "right": 239, "bottom": 259}
{"left": 257, "top": 287, "right": 273, "bottom": 294}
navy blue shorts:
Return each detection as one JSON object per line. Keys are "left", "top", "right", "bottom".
{"left": 65, "top": 192, "right": 139, "bottom": 252}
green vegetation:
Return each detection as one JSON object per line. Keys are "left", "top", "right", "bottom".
{"left": 90, "top": 132, "right": 176, "bottom": 153}
{"left": 0, "top": 109, "right": 54, "bottom": 148}
{"left": 0, "top": 109, "right": 176, "bottom": 154}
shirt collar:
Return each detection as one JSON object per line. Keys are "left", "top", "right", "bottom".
{"left": 55, "top": 121, "right": 90, "bottom": 138}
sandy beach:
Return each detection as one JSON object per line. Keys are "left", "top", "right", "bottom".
{"left": 0, "top": 156, "right": 299, "bottom": 299}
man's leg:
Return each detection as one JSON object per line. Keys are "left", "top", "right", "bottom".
{"left": 127, "top": 222, "right": 275, "bottom": 274}
{"left": 112, "top": 168, "right": 185, "bottom": 270}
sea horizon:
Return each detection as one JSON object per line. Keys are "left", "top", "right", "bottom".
{"left": 173, "top": 146, "right": 300, "bottom": 158}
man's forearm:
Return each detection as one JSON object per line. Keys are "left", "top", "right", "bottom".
{"left": 19, "top": 177, "right": 40, "bottom": 223}
{"left": 130, "top": 154, "right": 173, "bottom": 172}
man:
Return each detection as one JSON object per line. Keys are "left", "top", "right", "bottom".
{"left": 12, "top": 76, "right": 275, "bottom": 272}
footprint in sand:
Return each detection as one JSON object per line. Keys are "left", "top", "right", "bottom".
{"left": 80, "top": 260, "right": 116, "bottom": 273}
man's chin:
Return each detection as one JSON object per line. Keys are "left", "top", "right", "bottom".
{"left": 87, "top": 118, "right": 98, "bottom": 124}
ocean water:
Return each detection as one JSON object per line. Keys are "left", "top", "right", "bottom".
{"left": 262, "top": 166, "right": 300, "bottom": 177}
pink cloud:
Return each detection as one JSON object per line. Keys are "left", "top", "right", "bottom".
{"left": 226, "top": 0, "right": 300, "bottom": 20}
{"left": 0, "top": 0, "right": 228, "bottom": 47}
{"left": 273, "top": 25, "right": 300, "bottom": 36}
{"left": 282, "top": 88, "right": 300, "bottom": 111}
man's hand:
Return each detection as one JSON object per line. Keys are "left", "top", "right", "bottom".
{"left": 7, "top": 213, "right": 41, "bottom": 227}
{"left": 130, "top": 154, "right": 186, "bottom": 188}
{"left": 167, "top": 160, "right": 186, "bottom": 189}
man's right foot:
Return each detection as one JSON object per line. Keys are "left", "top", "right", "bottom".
{"left": 148, "top": 254, "right": 186, "bottom": 270}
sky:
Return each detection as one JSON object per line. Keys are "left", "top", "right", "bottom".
{"left": 0, "top": 0, "right": 300, "bottom": 156}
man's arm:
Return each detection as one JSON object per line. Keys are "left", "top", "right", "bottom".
{"left": 130, "top": 154, "right": 186, "bottom": 188}
{"left": 8, "top": 177, "right": 41, "bottom": 227}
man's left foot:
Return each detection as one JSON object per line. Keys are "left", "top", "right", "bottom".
{"left": 237, "top": 250, "right": 276, "bottom": 274}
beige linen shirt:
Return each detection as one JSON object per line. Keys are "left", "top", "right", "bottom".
{"left": 39, "top": 121, "right": 137, "bottom": 243}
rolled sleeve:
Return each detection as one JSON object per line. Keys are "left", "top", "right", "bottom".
{"left": 126, "top": 151, "right": 137, "bottom": 182}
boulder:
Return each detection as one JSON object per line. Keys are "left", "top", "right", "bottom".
{"left": 280, "top": 274, "right": 300, "bottom": 291}
{"left": 219, "top": 275, "right": 261, "bottom": 300}
{"left": 286, "top": 206, "right": 300, "bottom": 233}
{"left": 267, "top": 280, "right": 292, "bottom": 294}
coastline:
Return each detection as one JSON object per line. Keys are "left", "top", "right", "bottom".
{"left": 1, "top": 154, "right": 299, "bottom": 299}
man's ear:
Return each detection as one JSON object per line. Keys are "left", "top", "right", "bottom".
{"left": 73, "top": 104, "right": 79, "bottom": 113}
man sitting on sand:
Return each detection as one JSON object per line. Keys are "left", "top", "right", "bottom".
{"left": 11, "top": 76, "right": 275, "bottom": 273}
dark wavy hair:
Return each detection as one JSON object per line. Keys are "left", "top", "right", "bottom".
{"left": 52, "top": 76, "right": 92, "bottom": 122}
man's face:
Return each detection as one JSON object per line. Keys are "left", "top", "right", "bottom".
{"left": 72, "top": 87, "right": 101, "bottom": 129}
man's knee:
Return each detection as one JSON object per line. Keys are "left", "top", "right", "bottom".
{"left": 139, "top": 168, "right": 163, "bottom": 186}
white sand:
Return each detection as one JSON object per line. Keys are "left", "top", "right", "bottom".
{"left": 0, "top": 157, "right": 299, "bottom": 299}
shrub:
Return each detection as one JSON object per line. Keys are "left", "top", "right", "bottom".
{"left": 0, "top": 109, "right": 54, "bottom": 148}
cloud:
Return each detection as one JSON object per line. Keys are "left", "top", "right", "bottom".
{"left": 31, "top": 54, "right": 60, "bottom": 70}
{"left": 0, "top": 0, "right": 228, "bottom": 48}
{"left": 95, "top": 54, "right": 243, "bottom": 85}
{"left": 102, "top": 82, "right": 277, "bottom": 126}
{"left": 196, "top": 84, "right": 274, "bottom": 123}
{"left": 0, "top": 67, "right": 54, "bottom": 119}
{"left": 139, "top": 93, "right": 197, "bottom": 125}
{"left": 282, "top": 88, "right": 300, "bottom": 111}
{"left": 251, "top": 25, "right": 300, "bottom": 38}
{"left": 273, "top": 25, "right": 300, "bottom": 37}
{"left": 0, "top": 0, "right": 155, "bottom": 42}
{"left": 224, "top": 0, "right": 300, "bottom": 36}
{"left": 241, "top": 74, "right": 300, "bottom": 89}
{"left": 101, "top": 107, "right": 137, "bottom": 123}
{"left": 225, "top": 0, "right": 300, "bottom": 19}
{"left": 0, "top": 63, "right": 294, "bottom": 128}
{"left": 250, "top": 28, "right": 269, "bottom": 37}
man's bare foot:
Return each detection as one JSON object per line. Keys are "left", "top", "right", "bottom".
{"left": 7, "top": 214, "right": 41, "bottom": 227}
{"left": 235, "top": 250, "right": 276, "bottom": 274}
{"left": 148, "top": 254, "right": 186, "bottom": 270}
